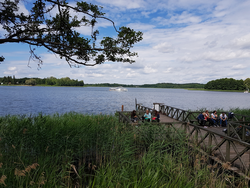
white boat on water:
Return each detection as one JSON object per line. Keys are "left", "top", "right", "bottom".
{"left": 109, "top": 86, "right": 128, "bottom": 92}
{"left": 244, "top": 89, "right": 249, "bottom": 93}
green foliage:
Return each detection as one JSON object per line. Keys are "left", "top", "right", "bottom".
{"left": 0, "top": 113, "right": 245, "bottom": 187}
{"left": 204, "top": 78, "right": 246, "bottom": 90}
{"left": 25, "top": 78, "right": 36, "bottom": 86}
{"left": 0, "top": 0, "right": 143, "bottom": 67}
{"left": 0, "top": 75, "right": 84, "bottom": 86}
{"left": 0, "top": 76, "right": 14, "bottom": 84}
{"left": 0, "top": 56, "right": 4, "bottom": 62}
{"left": 55, "top": 77, "right": 84, "bottom": 86}
{"left": 141, "top": 83, "right": 204, "bottom": 89}
{"left": 85, "top": 82, "right": 205, "bottom": 88}
{"left": 228, "top": 107, "right": 250, "bottom": 121}
{"left": 244, "top": 78, "right": 250, "bottom": 89}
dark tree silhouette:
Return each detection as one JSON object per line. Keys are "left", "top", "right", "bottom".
{"left": 0, "top": 0, "right": 143, "bottom": 67}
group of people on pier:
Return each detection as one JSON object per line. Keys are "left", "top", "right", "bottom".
{"left": 197, "top": 110, "right": 228, "bottom": 128}
{"left": 131, "top": 109, "right": 160, "bottom": 123}
{"left": 131, "top": 108, "right": 230, "bottom": 128}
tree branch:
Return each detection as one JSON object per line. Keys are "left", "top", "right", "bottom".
{"left": 0, "top": 0, "right": 143, "bottom": 66}
{"left": 42, "top": 42, "right": 98, "bottom": 66}
{"left": 0, "top": 38, "right": 105, "bottom": 51}
{"left": 46, "top": 0, "right": 119, "bottom": 32}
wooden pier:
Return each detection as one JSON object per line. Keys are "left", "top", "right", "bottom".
{"left": 118, "top": 103, "right": 250, "bottom": 178}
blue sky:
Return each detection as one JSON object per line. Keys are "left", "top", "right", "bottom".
{"left": 1, "top": 0, "right": 250, "bottom": 84}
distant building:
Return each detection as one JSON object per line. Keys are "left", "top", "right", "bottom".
{"left": 1, "top": 83, "right": 3, "bottom": 85}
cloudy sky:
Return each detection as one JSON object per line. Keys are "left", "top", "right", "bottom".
{"left": 1, "top": 0, "right": 250, "bottom": 84}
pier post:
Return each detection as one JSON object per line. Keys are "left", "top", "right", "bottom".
{"left": 226, "top": 141, "right": 230, "bottom": 162}
{"left": 208, "top": 133, "right": 212, "bottom": 154}
{"left": 242, "top": 116, "right": 246, "bottom": 141}
{"left": 243, "top": 127, "right": 246, "bottom": 141}
{"left": 226, "top": 124, "right": 231, "bottom": 161}
{"left": 243, "top": 116, "right": 246, "bottom": 122}
{"left": 195, "top": 128, "right": 198, "bottom": 145}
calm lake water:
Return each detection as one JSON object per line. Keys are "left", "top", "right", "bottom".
{"left": 0, "top": 86, "right": 249, "bottom": 116}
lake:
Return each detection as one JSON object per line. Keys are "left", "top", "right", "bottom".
{"left": 0, "top": 86, "right": 249, "bottom": 116}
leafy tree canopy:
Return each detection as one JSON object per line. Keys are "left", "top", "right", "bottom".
{"left": 25, "top": 78, "right": 36, "bottom": 86}
{"left": 0, "top": 0, "right": 143, "bottom": 67}
{"left": 204, "top": 78, "right": 245, "bottom": 90}
{"left": 0, "top": 75, "right": 84, "bottom": 86}
{"left": 244, "top": 78, "right": 250, "bottom": 89}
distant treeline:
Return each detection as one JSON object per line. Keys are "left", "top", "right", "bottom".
{"left": 85, "top": 83, "right": 205, "bottom": 88}
{"left": 0, "top": 76, "right": 84, "bottom": 86}
{"left": 85, "top": 83, "right": 137, "bottom": 88}
{"left": 204, "top": 78, "right": 245, "bottom": 90}
{"left": 2, "top": 76, "right": 248, "bottom": 90}
{"left": 141, "top": 83, "right": 204, "bottom": 88}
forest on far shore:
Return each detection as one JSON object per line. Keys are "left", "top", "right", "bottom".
{"left": 1, "top": 76, "right": 250, "bottom": 90}
{"left": 0, "top": 76, "right": 84, "bottom": 86}
{"left": 85, "top": 83, "right": 205, "bottom": 88}
{"left": 0, "top": 76, "right": 204, "bottom": 88}
{"left": 204, "top": 78, "right": 249, "bottom": 90}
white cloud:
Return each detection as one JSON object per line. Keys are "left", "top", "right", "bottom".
{"left": 127, "top": 23, "right": 155, "bottom": 31}
{"left": 87, "top": 73, "right": 103, "bottom": 77}
{"left": 18, "top": 1, "right": 29, "bottom": 15}
{"left": 153, "top": 42, "right": 175, "bottom": 53}
{"left": 1, "top": 0, "right": 250, "bottom": 85}
{"left": 3, "top": 70, "right": 17, "bottom": 75}
{"left": 164, "top": 68, "right": 172, "bottom": 73}
{"left": 204, "top": 40, "right": 217, "bottom": 48}
{"left": 0, "top": 24, "right": 4, "bottom": 36}
{"left": 231, "top": 34, "right": 250, "bottom": 49}
{"left": 96, "top": 0, "right": 145, "bottom": 9}
{"left": 144, "top": 66, "right": 157, "bottom": 74}
{"left": 168, "top": 11, "right": 202, "bottom": 24}
{"left": 126, "top": 72, "right": 136, "bottom": 78}
{"left": 8, "top": 67, "right": 17, "bottom": 71}
{"left": 232, "top": 64, "right": 247, "bottom": 70}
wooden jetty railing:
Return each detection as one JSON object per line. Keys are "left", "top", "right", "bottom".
{"left": 118, "top": 111, "right": 131, "bottom": 125}
{"left": 118, "top": 104, "right": 250, "bottom": 176}
{"left": 181, "top": 122, "right": 250, "bottom": 174}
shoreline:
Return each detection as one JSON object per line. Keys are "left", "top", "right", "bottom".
{"left": 0, "top": 84, "right": 246, "bottom": 92}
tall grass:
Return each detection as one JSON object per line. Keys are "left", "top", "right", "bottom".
{"left": 228, "top": 108, "right": 250, "bottom": 121}
{"left": 0, "top": 113, "right": 247, "bottom": 187}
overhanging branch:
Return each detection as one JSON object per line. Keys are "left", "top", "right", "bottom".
{"left": 0, "top": 0, "right": 143, "bottom": 66}
{"left": 46, "top": 0, "right": 119, "bottom": 32}
{"left": 0, "top": 38, "right": 111, "bottom": 52}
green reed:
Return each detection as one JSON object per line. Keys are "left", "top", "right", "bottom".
{"left": 0, "top": 113, "right": 248, "bottom": 187}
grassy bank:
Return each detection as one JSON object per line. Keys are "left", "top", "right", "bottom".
{"left": 0, "top": 113, "right": 247, "bottom": 187}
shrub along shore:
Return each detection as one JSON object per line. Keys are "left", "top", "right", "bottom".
{"left": 0, "top": 111, "right": 249, "bottom": 187}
